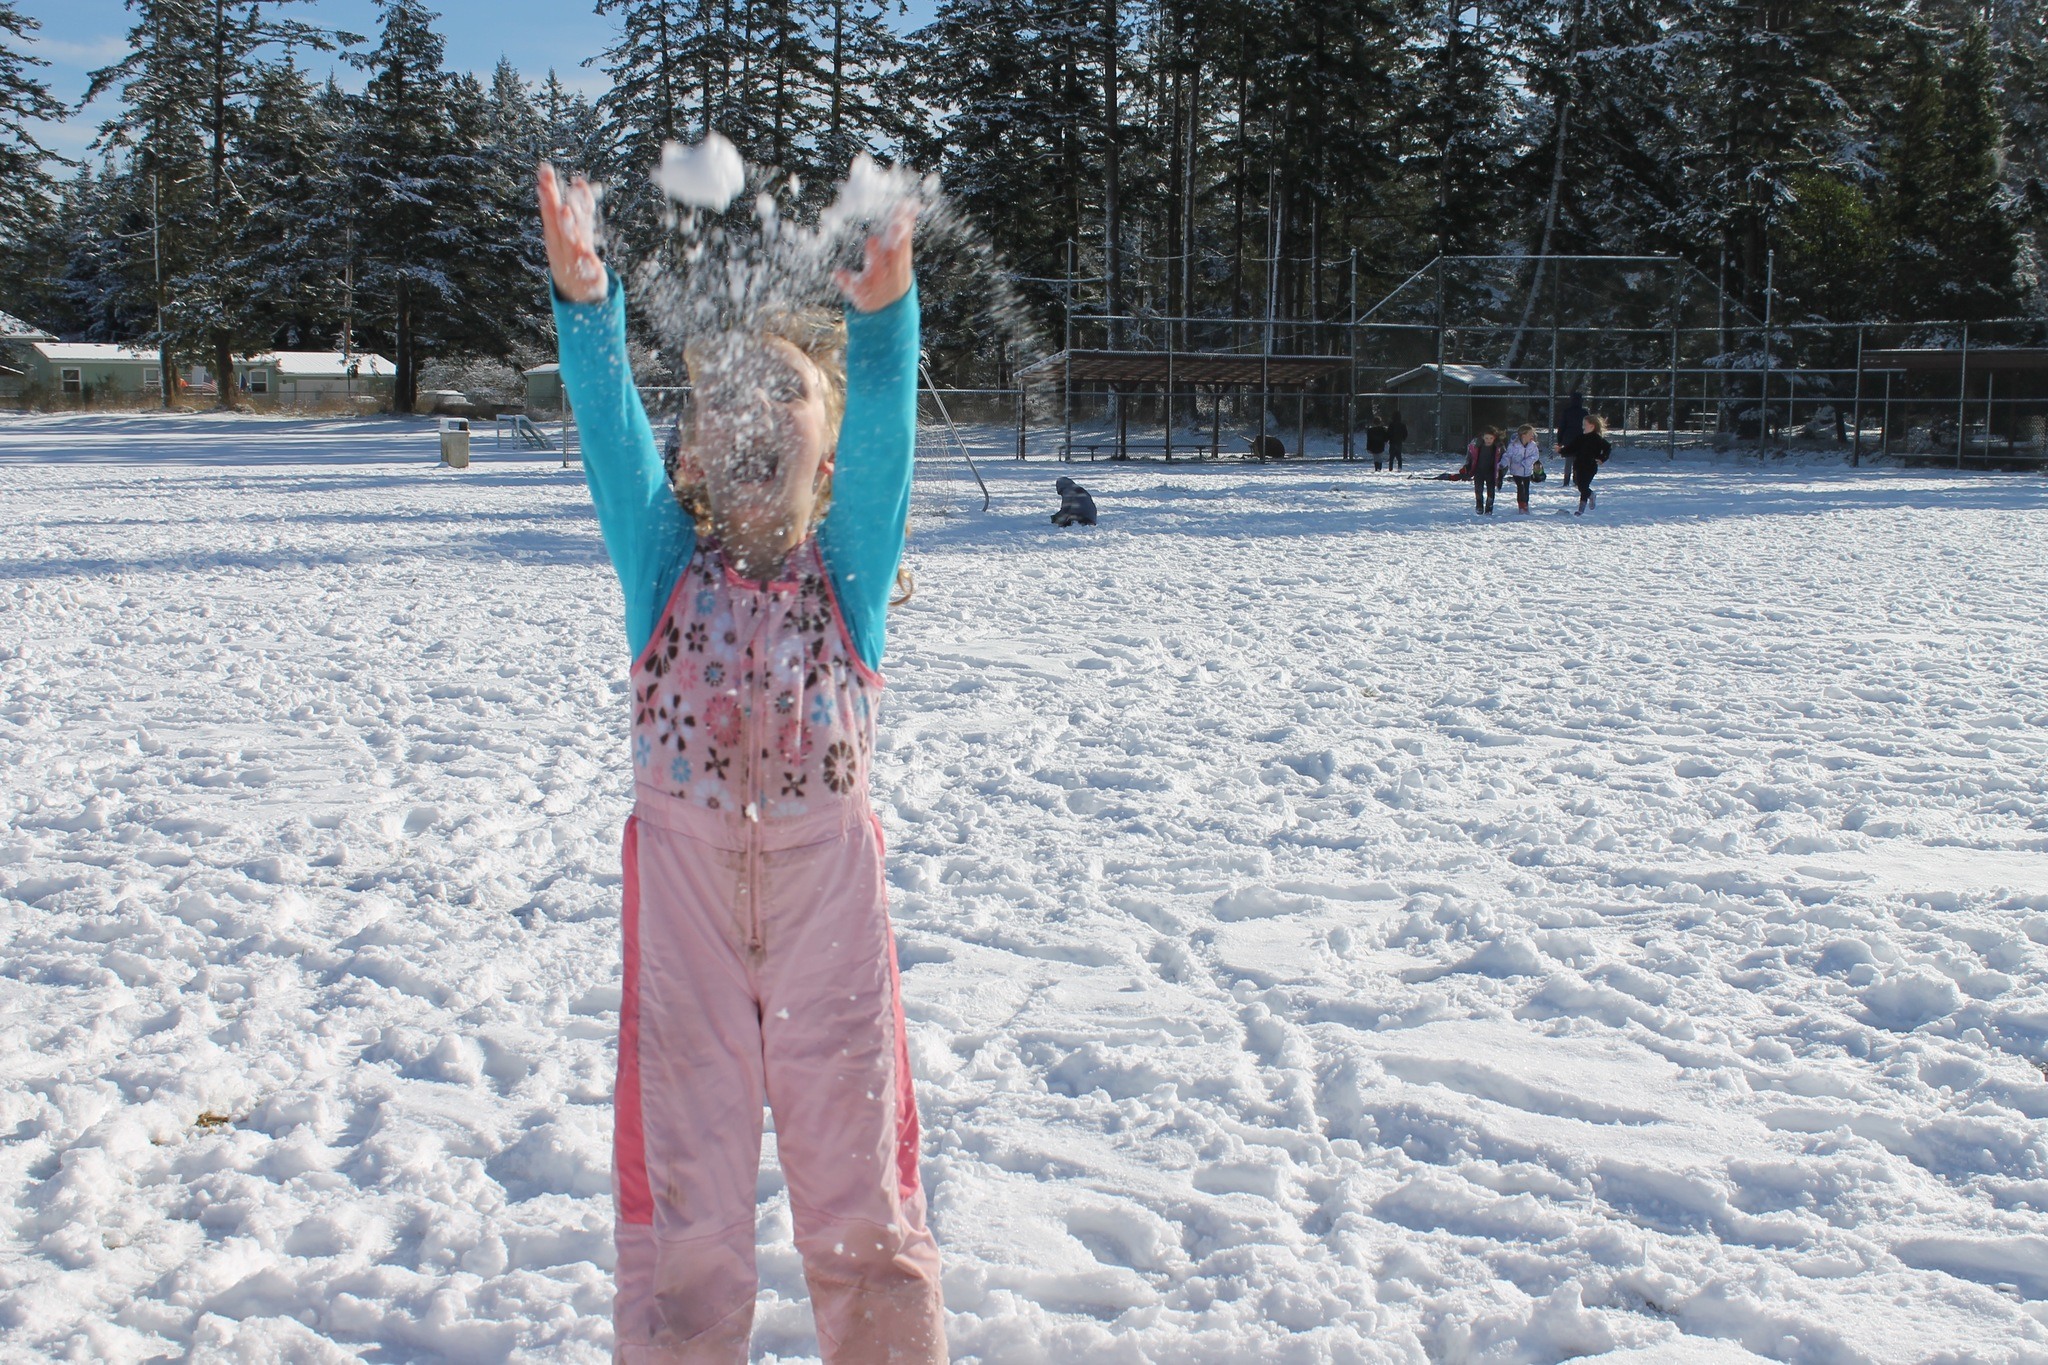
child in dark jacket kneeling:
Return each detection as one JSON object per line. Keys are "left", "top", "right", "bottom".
{"left": 1052, "top": 476, "right": 1097, "bottom": 526}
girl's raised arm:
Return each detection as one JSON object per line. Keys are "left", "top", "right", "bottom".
{"left": 820, "top": 208, "right": 919, "bottom": 673}
{"left": 538, "top": 164, "right": 694, "bottom": 659}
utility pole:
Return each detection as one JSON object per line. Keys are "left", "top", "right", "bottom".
{"left": 152, "top": 174, "right": 171, "bottom": 410}
{"left": 341, "top": 223, "right": 355, "bottom": 404}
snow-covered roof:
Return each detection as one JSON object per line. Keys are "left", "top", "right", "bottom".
{"left": 255, "top": 351, "right": 395, "bottom": 378}
{"left": 32, "top": 341, "right": 157, "bottom": 364}
{"left": 1385, "top": 363, "right": 1527, "bottom": 390}
{"left": 0, "top": 311, "right": 53, "bottom": 342}
{"left": 524, "top": 363, "right": 560, "bottom": 376}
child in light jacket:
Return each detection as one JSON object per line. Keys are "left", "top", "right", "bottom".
{"left": 539, "top": 165, "right": 943, "bottom": 1364}
{"left": 1503, "top": 424, "right": 1542, "bottom": 513}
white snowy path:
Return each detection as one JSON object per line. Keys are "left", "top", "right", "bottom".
{"left": 1, "top": 413, "right": 2046, "bottom": 1364}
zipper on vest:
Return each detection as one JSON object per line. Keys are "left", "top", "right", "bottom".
{"left": 742, "top": 613, "right": 765, "bottom": 958}
{"left": 743, "top": 825, "right": 764, "bottom": 958}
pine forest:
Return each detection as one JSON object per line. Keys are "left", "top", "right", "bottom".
{"left": 2, "top": 0, "right": 2046, "bottom": 405}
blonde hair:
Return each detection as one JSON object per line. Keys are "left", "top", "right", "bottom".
{"left": 1586, "top": 413, "right": 1607, "bottom": 434}
{"left": 1517, "top": 424, "right": 1536, "bottom": 440}
{"left": 674, "top": 308, "right": 913, "bottom": 605}
{"left": 675, "top": 308, "right": 849, "bottom": 534}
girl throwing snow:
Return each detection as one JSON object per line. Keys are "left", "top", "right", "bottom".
{"left": 538, "top": 165, "right": 943, "bottom": 1364}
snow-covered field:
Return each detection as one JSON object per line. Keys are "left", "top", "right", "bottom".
{"left": 3, "top": 412, "right": 2046, "bottom": 1364}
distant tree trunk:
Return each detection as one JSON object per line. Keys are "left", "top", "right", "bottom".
{"left": 1505, "top": 0, "right": 1583, "bottom": 370}
{"left": 1181, "top": 52, "right": 1199, "bottom": 335}
{"left": 209, "top": 0, "right": 237, "bottom": 410}
{"left": 395, "top": 280, "right": 415, "bottom": 413}
{"left": 703, "top": 0, "right": 724, "bottom": 134}
{"left": 829, "top": 0, "right": 845, "bottom": 155}
{"left": 1063, "top": 33, "right": 1081, "bottom": 255}
{"left": 1230, "top": 57, "right": 1247, "bottom": 317}
{"left": 772, "top": 0, "right": 787, "bottom": 165}
{"left": 214, "top": 333, "right": 236, "bottom": 408}
{"left": 1165, "top": 64, "right": 1181, "bottom": 322}
{"left": 1436, "top": 0, "right": 1459, "bottom": 254}
{"left": 1102, "top": 0, "right": 1122, "bottom": 343}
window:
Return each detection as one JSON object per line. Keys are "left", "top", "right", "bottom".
{"left": 143, "top": 369, "right": 161, "bottom": 391}
{"left": 60, "top": 368, "right": 80, "bottom": 396}
{"left": 247, "top": 369, "right": 268, "bottom": 394}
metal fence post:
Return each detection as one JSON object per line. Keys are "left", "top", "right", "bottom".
{"left": 1548, "top": 263, "right": 1560, "bottom": 444}
{"left": 1957, "top": 321, "right": 1969, "bottom": 469}
{"left": 1850, "top": 326, "right": 1864, "bottom": 466}
{"left": 1435, "top": 257, "right": 1447, "bottom": 453}
{"left": 1668, "top": 263, "right": 1680, "bottom": 459}
{"left": 1881, "top": 370, "right": 1892, "bottom": 460}
{"left": 1758, "top": 248, "right": 1774, "bottom": 459}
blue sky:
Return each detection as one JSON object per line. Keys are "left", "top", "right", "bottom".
{"left": 26, "top": 0, "right": 938, "bottom": 166}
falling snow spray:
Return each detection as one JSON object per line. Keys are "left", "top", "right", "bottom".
{"left": 622, "top": 132, "right": 1038, "bottom": 521}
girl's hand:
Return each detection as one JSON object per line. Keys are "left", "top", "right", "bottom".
{"left": 538, "top": 162, "right": 607, "bottom": 305}
{"left": 834, "top": 204, "right": 917, "bottom": 314}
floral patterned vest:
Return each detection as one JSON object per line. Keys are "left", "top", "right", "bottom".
{"left": 630, "top": 537, "right": 879, "bottom": 821}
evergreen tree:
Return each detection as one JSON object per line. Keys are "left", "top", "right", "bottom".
{"left": 1777, "top": 172, "right": 1883, "bottom": 321}
{"left": 592, "top": 0, "right": 720, "bottom": 259}
{"left": 86, "top": 0, "right": 210, "bottom": 400}
{"left": 0, "top": 0, "right": 64, "bottom": 316}
{"left": 445, "top": 67, "right": 551, "bottom": 355}
{"left": 1884, "top": 21, "right": 2018, "bottom": 320}
{"left": 536, "top": 69, "right": 606, "bottom": 176}
{"left": 346, "top": 0, "right": 471, "bottom": 410}
{"left": 1668, "top": 0, "right": 1880, "bottom": 315}
{"left": 1997, "top": 0, "right": 2048, "bottom": 308}
{"left": 1410, "top": 0, "right": 1508, "bottom": 259}
{"left": 47, "top": 163, "right": 154, "bottom": 343}
{"left": 237, "top": 57, "right": 348, "bottom": 349}
{"left": 89, "top": 0, "right": 338, "bottom": 403}
{"left": 817, "top": 0, "right": 912, "bottom": 172}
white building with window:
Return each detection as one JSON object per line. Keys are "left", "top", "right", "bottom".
{"left": 233, "top": 351, "right": 396, "bottom": 406}
{"left": 0, "top": 313, "right": 56, "bottom": 402}
{"left": 6, "top": 339, "right": 398, "bottom": 409}
{"left": 15, "top": 342, "right": 164, "bottom": 403}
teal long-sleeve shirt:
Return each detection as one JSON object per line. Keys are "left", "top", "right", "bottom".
{"left": 551, "top": 272, "right": 919, "bottom": 671}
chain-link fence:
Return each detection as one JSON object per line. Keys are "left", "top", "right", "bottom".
{"left": 998, "top": 256, "right": 2048, "bottom": 468}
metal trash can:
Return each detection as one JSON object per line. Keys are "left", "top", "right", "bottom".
{"left": 440, "top": 417, "right": 471, "bottom": 468}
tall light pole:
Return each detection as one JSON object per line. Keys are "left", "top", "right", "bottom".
{"left": 152, "top": 174, "right": 171, "bottom": 410}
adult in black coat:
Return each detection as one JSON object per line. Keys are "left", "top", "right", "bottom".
{"left": 1386, "top": 409, "right": 1408, "bottom": 471}
{"left": 1558, "top": 415, "right": 1611, "bottom": 515}
{"left": 1051, "top": 476, "right": 1098, "bottom": 526}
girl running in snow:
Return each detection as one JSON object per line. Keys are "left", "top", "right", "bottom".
{"left": 537, "top": 165, "right": 943, "bottom": 1364}
{"left": 1560, "top": 413, "right": 1611, "bottom": 515}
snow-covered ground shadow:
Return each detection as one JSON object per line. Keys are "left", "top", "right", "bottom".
{"left": 2, "top": 415, "right": 2045, "bottom": 1361}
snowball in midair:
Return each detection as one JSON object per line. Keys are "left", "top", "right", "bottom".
{"left": 653, "top": 133, "right": 746, "bottom": 211}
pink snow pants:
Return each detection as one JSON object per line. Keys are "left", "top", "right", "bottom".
{"left": 614, "top": 788, "right": 945, "bottom": 1364}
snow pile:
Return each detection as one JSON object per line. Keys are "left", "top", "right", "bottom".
{"left": 1, "top": 414, "right": 2046, "bottom": 1362}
